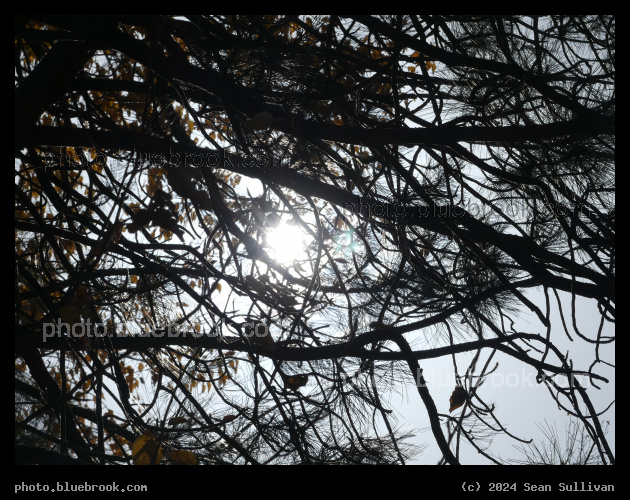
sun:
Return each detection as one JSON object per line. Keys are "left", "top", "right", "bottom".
{"left": 266, "top": 221, "right": 309, "bottom": 263}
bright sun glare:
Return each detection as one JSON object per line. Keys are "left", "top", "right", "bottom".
{"left": 266, "top": 221, "right": 309, "bottom": 263}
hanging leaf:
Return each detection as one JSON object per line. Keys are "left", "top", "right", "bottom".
{"left": 449, "top": 386, "right": 467, "bottom": 412}
{"left": 285, "top": 375, "right": 308, "bottom": 390}
{"left": 131, "top": 430, "right": 163, "bottom": 465}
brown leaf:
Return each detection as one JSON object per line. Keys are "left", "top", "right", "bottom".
{"left": 449, "top": 386, "right": 467, "bottom": 412}
{"left": 168, "top": 416, "right": 189, "bottom": 426}
{"left": 169, "top": 449, "right": 198, "bottom": 465}
{"left": 285, "top": 375, "right": 308, "bottom": 390}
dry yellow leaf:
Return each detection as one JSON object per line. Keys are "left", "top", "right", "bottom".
{"left": 132, "top": 431, "right": 163, "bottom": 465}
